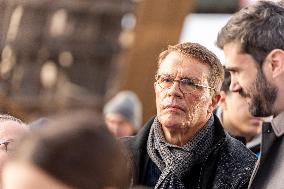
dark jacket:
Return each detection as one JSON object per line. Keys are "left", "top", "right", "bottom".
{"left": 214, "top": 106, "right": 261, "bottom": 156}
{"left": 249, "top": 111, "right": 284, "bottom": 188}
{"left": 122, "top": 115, "right": 257, "bottom": 189}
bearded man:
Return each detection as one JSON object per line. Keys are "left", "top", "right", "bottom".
{"left": 217, "top": 1, "right": 284, "bottom": 188}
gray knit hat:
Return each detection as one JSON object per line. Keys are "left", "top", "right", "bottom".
{"left": 103, "top": 91, "right": 142, "bottom": 130}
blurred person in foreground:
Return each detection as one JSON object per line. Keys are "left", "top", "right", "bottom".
{"left": 122, "top": 42, "right": 257, "bottom": 189}
{"left": 104, "top": 90, "right": 142, "bottom": 137}
{"left": 2, "top": 111, "right": 130, "bottom": 189}
{"left": 0, "top": 114, "right": 28, "bottom": 188}
{"left": 217, "top": 1, "right": 284, "bottom": 188}
{"left": 216, "top": 69, "right": 263, "bottom": 156}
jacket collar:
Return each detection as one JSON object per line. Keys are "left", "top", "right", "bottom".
{"left": 271, "top": 111, "right": 284, "bottom": 137}
{"left": 134, "top": 114, "right": 226, "bottom": 150}
{"left": 125, "top": 114, "right": 227, "bottom": 185}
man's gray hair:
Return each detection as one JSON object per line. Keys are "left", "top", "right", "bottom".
{"left": 0, "top": 114, "right": 24, "bottom": 124}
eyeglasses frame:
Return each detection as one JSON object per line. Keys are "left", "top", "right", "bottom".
{"left": 155, "top": 74, "right": 215, "bottom": 94}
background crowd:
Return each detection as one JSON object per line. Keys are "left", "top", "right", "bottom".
{"left": 0, "top": 0, "right": 284, "bottom": 189}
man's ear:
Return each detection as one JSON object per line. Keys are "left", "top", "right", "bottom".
{"left": 266, "top": 49, "right": 284, "bottom": 78}
{"left": 219, "top": 91, "right": 228, "bottom": 110}
{"left": 209, "top": 92, "right": 221, "bottom": 113}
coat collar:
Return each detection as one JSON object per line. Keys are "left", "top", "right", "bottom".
{"left": 271, "top": 111, "right": 284, "bottom": 137}
{"left": 122, "top": 114, "right": 227, "bottom": 184}
{"left": 130, "top": 114, "right": 226, "bottom": 151}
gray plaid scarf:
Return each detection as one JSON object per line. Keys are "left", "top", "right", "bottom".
{"left": 147, "top": 116, "right": 215, "bottom": 189}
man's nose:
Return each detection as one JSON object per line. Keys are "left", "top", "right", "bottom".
{"left": 167, "top": 81, "right": 183, "bottom": 96}
{"left": 229, "top": 80, "right": 242, "bottom": 92}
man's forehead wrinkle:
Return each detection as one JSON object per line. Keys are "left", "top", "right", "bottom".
{"left": 0, "top": 121, "right": 28, "bottom": 133}
{"left": 159, "top": 51, "right": 212, "bottom": 85}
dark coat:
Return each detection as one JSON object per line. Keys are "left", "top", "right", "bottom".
{"left": 122, "top": 115, "right": 257, "bottom": 189}
{"left": 248, "top": 112, "right": 284, "bottom": 188}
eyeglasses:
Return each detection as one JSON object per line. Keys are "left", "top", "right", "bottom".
{"left": 155, "top": 74, "right": 215, "bottom": 94}
{"left": 0, "top": 139, "right": 15, "bottom": 153}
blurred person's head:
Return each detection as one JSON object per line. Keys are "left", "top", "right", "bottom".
{"left": 104, "top": 91, "right": 142, "bottom": 137}
{"left": 2, "top": 111, "right": 130, "bottom": 189}
{"left": 219, "top": 69, "right": 262, "bottom": 141}
{"left": 217, "top": 1, "right": 284, "bottom": 117}
{"left": 0, "top": 114, "right": 28, "bottom": 186}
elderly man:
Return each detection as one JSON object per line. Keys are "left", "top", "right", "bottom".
{"left": 217, "top": 1, "right": 284, "bottom": 188}
{"left": 0, "top": 114, "right": 29, "bottom": 188}
{"left": 123, "top": 42, "right": 256, "bottom": 189}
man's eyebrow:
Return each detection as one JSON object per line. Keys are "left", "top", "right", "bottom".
{"left": 157, "top": 73, "right": 172, "bottom": 77}
{"left": 225, "top": 67, "right": 239, "bottom": 72}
